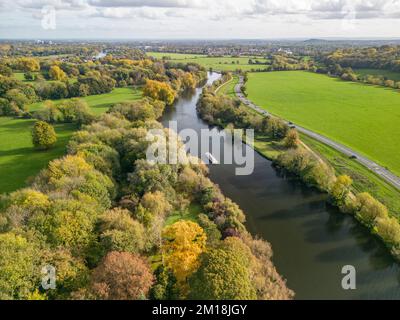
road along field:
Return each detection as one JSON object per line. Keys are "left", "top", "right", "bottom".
{"left": 246, "top": 71, "right": 400, "bottom": 177}
{"left": 147, "top": 52, "right": 269, "bottom": 72}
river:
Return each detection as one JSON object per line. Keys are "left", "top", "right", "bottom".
{"left": 161, "top": 72, "right": 400, "bottom": 300}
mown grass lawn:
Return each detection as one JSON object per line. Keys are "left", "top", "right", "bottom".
{"left": 247, "top": 71, "right": 400, "bottom": 176}
{"left": 0, "top": 117, "right": 77, "bottom": 194}
{"left": 29, "top": 87, "right": 142, "bottom": 115}
{"left": 147, "top": 52, "right": 269, "bottom": 72}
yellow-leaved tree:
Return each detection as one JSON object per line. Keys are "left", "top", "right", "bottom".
{"left": 49, "top": 65, "right": 67, "bottom": 81}
{"left": 143, "top": 79, "right": 176, "bottom": 105}
{"left": 161, "top": 220, "right": 206, "bottom": 296}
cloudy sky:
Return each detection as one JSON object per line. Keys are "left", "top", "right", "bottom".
{"left": 0, "top": 0, "right": 399, "bottom": 39}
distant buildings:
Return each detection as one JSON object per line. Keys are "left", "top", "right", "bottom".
{"left": 278, "top": 48, "right": 293, "bottom": 55}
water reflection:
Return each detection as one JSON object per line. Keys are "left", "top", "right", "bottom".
{"left": 161, "top": 72, "right": 400, "bottom": 299}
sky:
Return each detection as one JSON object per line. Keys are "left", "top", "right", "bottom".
{"left": 0, "top": 0, "right": 400, "bottom": 39}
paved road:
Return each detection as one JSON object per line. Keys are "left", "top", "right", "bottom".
{"left": 234, "top": 76, "right": 400, "bottom": 191}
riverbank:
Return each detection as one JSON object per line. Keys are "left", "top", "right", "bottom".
{"left": 201, "top": 78, "right": 400, "bottom": 264}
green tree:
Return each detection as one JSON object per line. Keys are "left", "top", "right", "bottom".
{"left": 0, "top": 233, "right": 41, "bottom": 299}
{"left": 355, "top": 192, "right": 388, "bottom": 226}
{"left": 98, "top": 208, "right": 146, "bottom": 254}
{"left": 189, "top": 248, "right": 256, "bottom": 300}
{"left": 32, "top": 121, "right": 57, "bottom": 149}
{"left": 330, "top": 175, "right": 353, "bottom": 205}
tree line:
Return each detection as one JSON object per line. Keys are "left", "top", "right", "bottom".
{"left": 0, "top": 55, "right": 207, "bottom": 117}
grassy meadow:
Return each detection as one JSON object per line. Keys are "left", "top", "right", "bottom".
{"left": 29, "top": 87, "right": 142, "bottom": 115}
{"left": 246, "top": 71, "right": 400, "bottom": 176}
{"left": 147, "top": 52, "right": 269, "bottom": 71}
{"left": 0, "top": 117, "right": 77, "bottom": 194}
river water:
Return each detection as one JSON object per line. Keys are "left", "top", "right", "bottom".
{"left": 161, "top": 72, "right": 400, "bottom": 300}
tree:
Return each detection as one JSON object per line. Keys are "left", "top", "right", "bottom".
{"left": 89, "top": 251, "right": 153, "bottom": 300}
{"left": 5, "top": 88, "right": 29, "bottom": 112}
{"left": 18, "top": 57, "right": 40, "bottom": 72}
{"left": 284, "top": 128, "right": 300, "bottom": 148}
{"left": 49, "top": 65, "right": 67, "bottom": 81}
{"left": 98, "top": 208, "right": 146, "bottom": 254}
{"left": 150, "top": 265, "right": 180, "bottom": 300}
{"left": 41, "top": 248, "right": 89, "bottom": 299}
{"left": 31, "top": 121, "right": 57, "bottom": 150}
{"left": 24, "top": 72, "right": 34, "bottom": 81}
{"left": 330, "top": 175, "right": 353, "bottom": 205}
{"left": 375, "top": 216, "right": 400, "bottom": 247}
{"left": 188, "top": 248, "right": 256, "bottom": 300}
{"left": 140, "top": 191, "right": 172, "bottom": 218}
{"left": 0, "top": 233, "right": 41, "bottom": 299}
{"left": 197, "top": 214, "right": 221, "bottom": 247}
{"left": 355, "top": 192, "right": 388, "bottom": 226}
{"left": 143, "top": 79, "right": 176, "bottom": 105}
{"left": 0, "top": 64, "right": 12, "bottom": 77}
{"left": 161, "top": 221, "right": 206, "bottom": 295}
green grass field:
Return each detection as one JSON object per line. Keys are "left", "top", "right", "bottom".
{"left": 246, "top": 71, "right": 400, "bottom": 176}
{"left": 29, "top": 87, "right": 142, "bottom": 115}
{"left": 147, "top": 52, "right": 269, "bottom": 72}
{"left": 0, "top": 117, "right": 77, "bottom": 194}
{"left": 13, "top": 72, "right": 33, "bottom": 81}
{"left": 355, "top": 68, "right": 400, "bottom": 81}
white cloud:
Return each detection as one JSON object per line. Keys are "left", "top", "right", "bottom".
{"left": 87, "top": 0, "right": 202, "bottom": 8}
{"left": 0, "top": 0, "right": 399, "bottom": 38}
